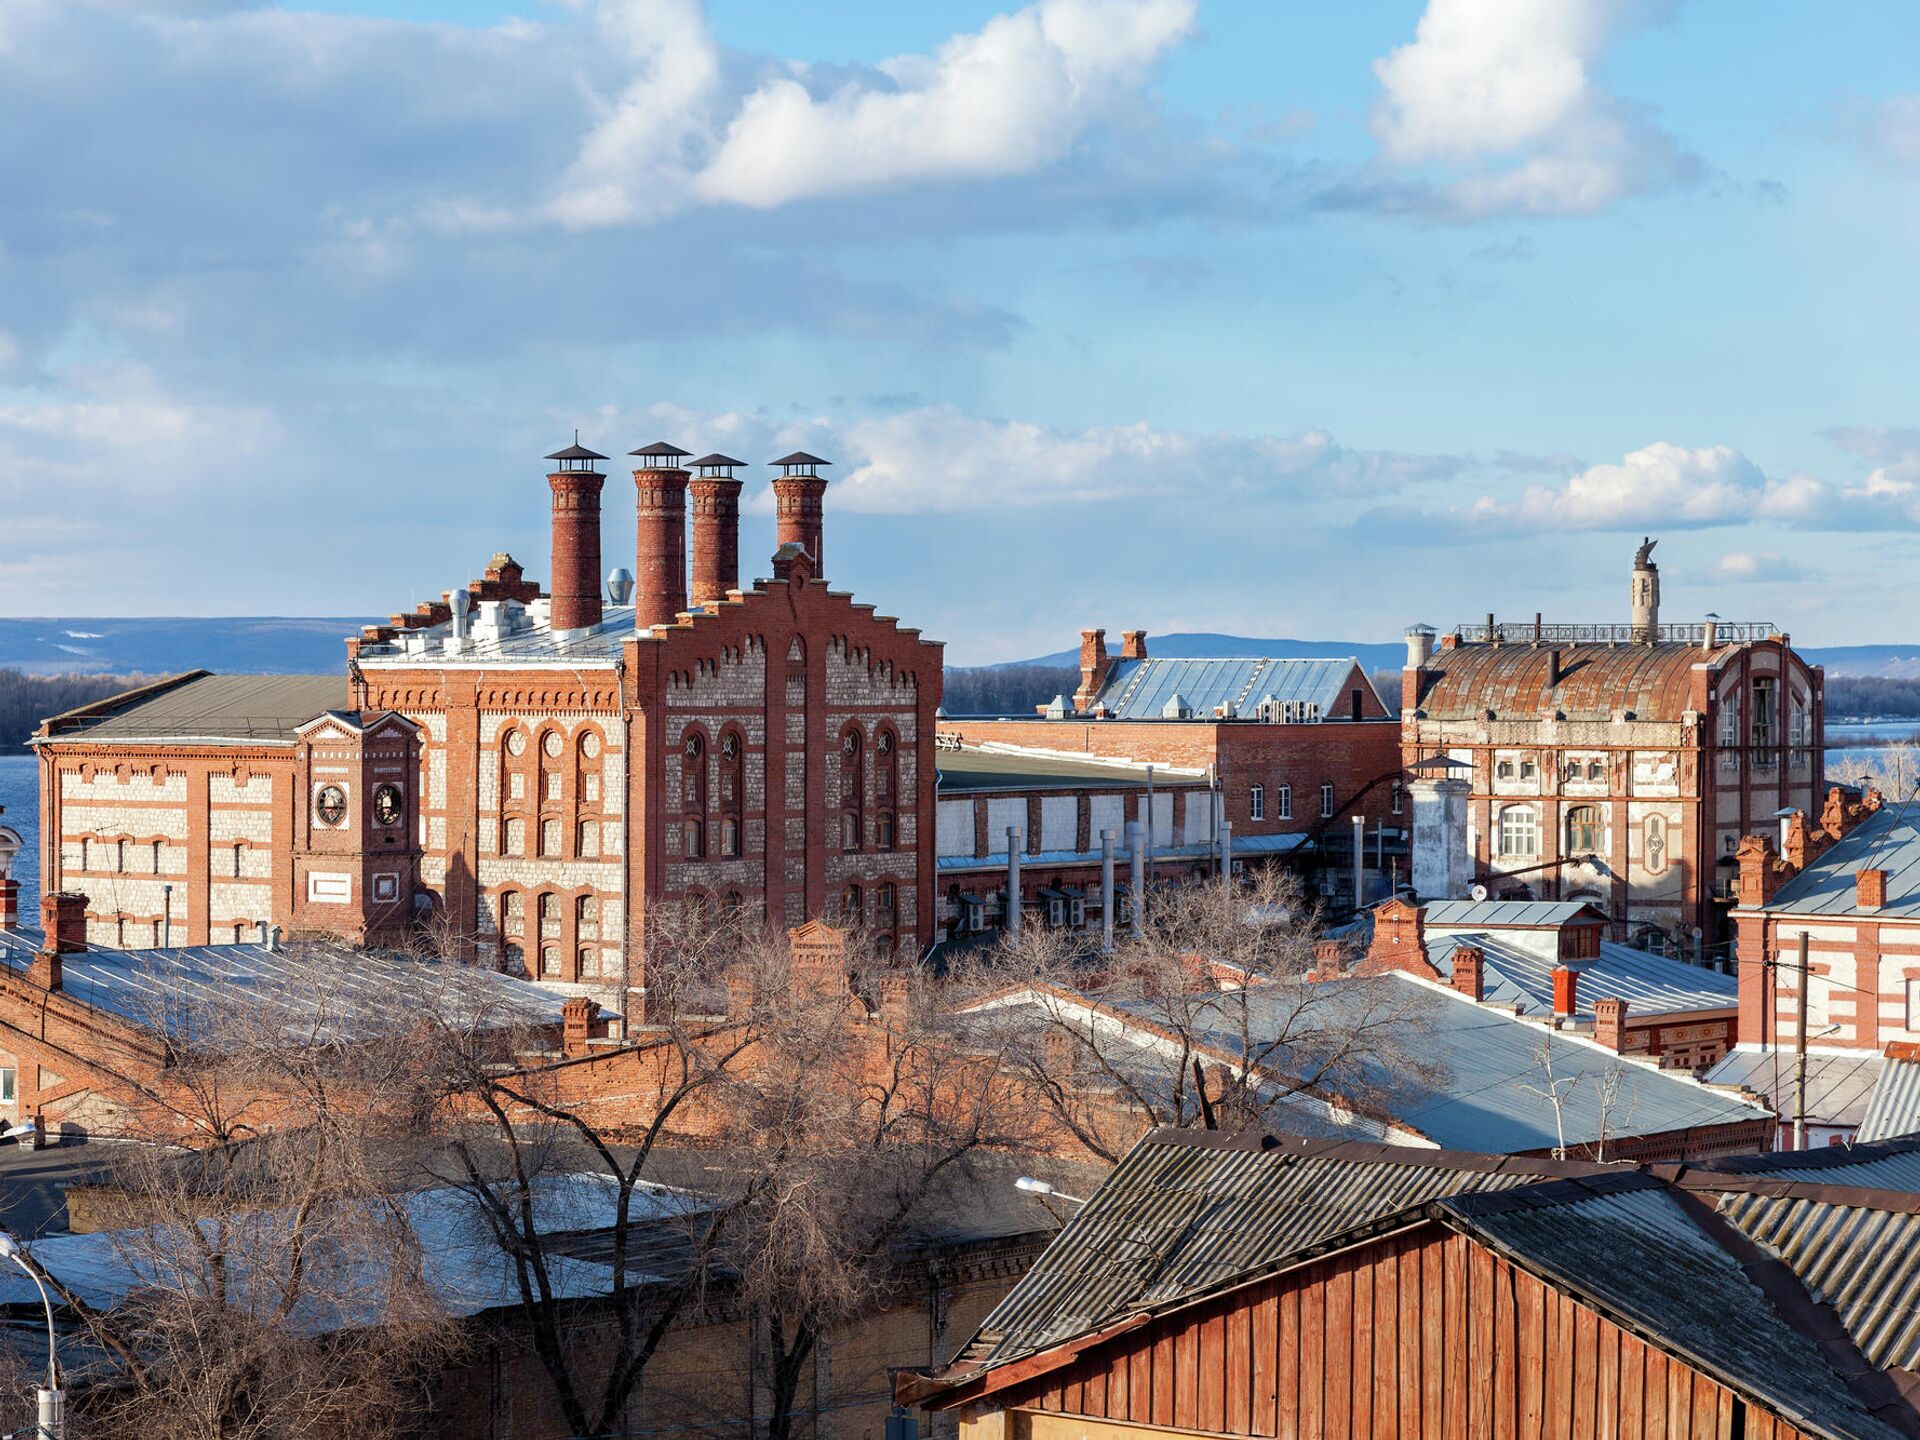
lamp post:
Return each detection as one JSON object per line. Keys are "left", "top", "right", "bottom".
{"left": 0, "top": 1232, "right": 63, "bottom": 1439}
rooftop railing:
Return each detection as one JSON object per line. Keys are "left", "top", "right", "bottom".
{"left": 1451, "top": 621, "right": 1778, "bottom": 645}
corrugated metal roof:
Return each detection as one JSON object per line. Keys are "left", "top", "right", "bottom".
{"left": 1764, "top": 804, "right": 1920, "bottom": 920}
{"left": 1426, "top": 932, "right": 1738, "bottom": 1020}
{"left": 1859, "top": 1056, "right": 1920, "bottom": 1143}
{"left": 1441, "top": 1175, "right": 1906, "bottom": 1440}
{"left": 1706, "top": 1137, "right": 1920, "bottom": 1193}
{"left": 1704, "top": 1046, "right": 1884, "bottom": 1129}
{"left": 1091, "top": 657, "right": 1373, "bottom": 721}
{"left": 1413, "top": 641, "right": 1726, "bottom": 723}
{"left": 1422, "top": 898, "right": 1600, "bottom": 928}
{"left": 958, "top": 1132, "right": 1608, "bottom": 1369}
{"left": 935, "top": 747, "right": 1205, "bottom": 793}
{"left": 1718, "top": 1188, "right": 1920, "bottom": 1375}
{"left": 0, "top": 927, "right": 570, "bottom": 1042}
{"left": 38, "top": 674, "right": 349, "bottom": 745}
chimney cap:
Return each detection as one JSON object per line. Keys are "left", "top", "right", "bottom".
{"left": 690, "top": 452, "right": 746, "bottom": 473}
{"left": 545, "top": 439, "right": 608, "bottom": 465}
{"left": 772, "top": 451, "right": 832, "bottom": 474}
{"left": 629, "top": 440, "right": 692, "bottom": 462}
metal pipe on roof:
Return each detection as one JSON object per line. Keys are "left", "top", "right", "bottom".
{"left": 1219, "top": 821, "right": 1233, "bottom": 882}
{"left": 1100, "top": 829, "right": 1116, "bottom": 955}
{"left": 1352, "top": 815, "right": 1366, "bottom": 911}
{"left": 1128, "top": 821, "right": 1145, "bottom": 940}
{"left": 1006, "top": 827, "right": 1022, "bottom": 942}
{"left": 161, "top": 886, "right": 171, "bottom": 950}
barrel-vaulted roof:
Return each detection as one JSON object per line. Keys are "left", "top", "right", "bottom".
{"left": 1410, "top": 641, "right": 1722, "bottom": 722}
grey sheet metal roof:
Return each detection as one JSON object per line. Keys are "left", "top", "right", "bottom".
{"left": 1440, "top": 1174, "right": 1907, "bottom": 1440}
{"left": 935, "top": 747, "right": 1205, "bottom": 793}
{"left": 1703, "top": 1135, "right": 1920, "bottom": 1193}
{"left": 1090, "top": 656, "right": 1373, "bottom": 721}
{"left": 954, "top": 1131, "right": 1611, "bottom": 1369}
{"left": 1717, "top": 1186, "right": 1920, "bottom": 1379}
{"left": 0, "top": 926, "right": 570, "bottom": 1042}
{"left": 1422, "top": 898, "right": 1601, "bottom": 928}
{"left": 1426, "top": 932, "right": 1738, "bottom": 1021}
{"left": 1763, "top": 804, "right": 1920, "bottom": 920}
{"left": 359, "top": 605, "right": 636, "bottom": 668}
{"left": 37, "top": 673, "right": 349, "bottom": 746}
{"left": 1705, "top": 1046, "right": 1885, "bottom": 1129}
{"left": 1859, "top": 1055, "right": 1920, "bottom": 1143}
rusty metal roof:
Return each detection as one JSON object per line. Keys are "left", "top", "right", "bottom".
{"left": 1412, "top": 641, "right": 1716, "bottom": 722}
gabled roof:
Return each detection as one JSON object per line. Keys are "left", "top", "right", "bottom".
{"left": 1424, "top": 932, "right": 1738, "bottom": 1020}
{"left": 35, "top": 673, "right": 350, "bottom": 746}
{"left": 1705, "top": 1046, "right": 1885, "bottom": 1130}
{"left": 1763, "top": 804, "right": 1920, "bottom": 920}
{"left": 1089, "top": 656, "right": 1378, "bottom": 722}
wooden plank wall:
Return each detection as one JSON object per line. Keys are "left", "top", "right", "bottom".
{"left": 1004, "top": 1225, "right": 1819, "bottom": 1440}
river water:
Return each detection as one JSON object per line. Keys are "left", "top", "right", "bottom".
{"left": 0, "top": 755, "right": 37, "bottom": 920}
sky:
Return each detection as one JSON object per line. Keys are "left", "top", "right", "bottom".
{"left": 2, "top": 0, "right": 1919, "bottom": 664}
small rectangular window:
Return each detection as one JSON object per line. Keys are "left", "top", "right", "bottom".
{"left": 0, "top": 1068, "right": 15, "bottom": 1104}
{"left": 1249, "top": 784, "right": 1265, "bottom": 822}
{"left": 1277, "top": 786, "right": 1292, "bottom": 821}
{"left": 1320, "top": 783, "right": 1335, "bottom": 818}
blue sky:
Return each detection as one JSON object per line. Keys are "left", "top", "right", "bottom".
{"left": 3, "top": 0, "right": 1918, "bottom": 663}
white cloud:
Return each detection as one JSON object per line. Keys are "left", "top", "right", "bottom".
{"left": 1368, "top": 0, "right": 1692, "bottom": 217}
{"left": 1715, "top": 551, "right": 1807, "bottom": 582}
{"left": 693, "top": 0, "right": 1194, "bottom": 211}
{"left": 1846, "top": 95, "right": 1920, "bottom": 168}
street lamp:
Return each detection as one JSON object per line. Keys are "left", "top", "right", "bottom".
{"left": 0, "top": 1233, "right": 62, "bottom": 1440}
{"left": 1014, "top": 1175, "right": 1087, "bottom": 1206}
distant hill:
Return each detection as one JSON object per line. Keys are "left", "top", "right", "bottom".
{"left": 0, "top": 618, "right": 368, "bottom": 676}
{"left": 1000, "top": 632, "right": 1920, "bottom": 680}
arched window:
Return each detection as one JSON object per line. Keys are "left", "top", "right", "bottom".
{"left": 841, "top": 883, "right": 864, "bottom": 924}
{"left": 540, "top": 817, "right": 561, "bottom": 858}
{"left": 1498, "top": 806, "right": 1538, "bottom": 857}
{"left": 840, "top": 726, "right": 865, "bottom": 853}
{"left": 539, "top": 945, "right": 559, "bottom": 978}
{"left": 718, "top": 728, "right": 744, "bottom": 857}
{"left": 1250, "top": 784, "right": 1265, "bottom": 821}
{"left": 876, "top": 882, "right": 896, "bottom": 920}
{"left": 1566, "top": 805, "right": 1602, "bottom": 854}
{"left": 504, "top": 817, "right": 526, "bottom": 857}
{"left": 1276, "top": 785, "right": 1293, "bottom": 821}
{"left": 538, "top": 892, "right": 559, "bottom": 939}
{"left": 682, "top": 729, "right": 708, "bottom": 859}
{"left": 576, "top": 730, "right": 603, "bottom": 806}
{"left": 874, "top": 727, "right": 898, "bottom": 852}
{"left": 576, "top": 893, "right": 598, "bottom": 940}
{"left": 539, "top": 728, "right": 565, "bottom": 801}
{"left": 500, "top": 890, "right": 524, "bottom": 939}
{"left": 1320, "top": 782, "right": 1335, "bottom": 818}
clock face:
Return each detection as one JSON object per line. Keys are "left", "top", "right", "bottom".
{"left": 315, "top": 784, "right": 348, "bottom": 827}
{"left": 372, "top": 783, "right": 403, "bottom": 828}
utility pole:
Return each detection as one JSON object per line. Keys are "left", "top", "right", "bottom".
{"left": 1794, "top": 928, "right": 1809, "bottom": 1151}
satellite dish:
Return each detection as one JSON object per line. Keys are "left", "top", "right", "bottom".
{"left": 1469, "top": 883, "right": 1489, "bottom": 902}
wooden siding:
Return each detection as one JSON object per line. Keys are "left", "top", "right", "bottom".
{"left": 992, "top": 1224, "right": 1821, "bottom": 1440}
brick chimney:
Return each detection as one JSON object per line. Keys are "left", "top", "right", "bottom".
{"left": 562, "top": 996, "right": 597, "bottom": 1057}
{"left": 1593, "top": 997, "right": 1628, "bottom": 1052}
{"left": 687, "top": 453, "right": 745, "bottom": 609}
{"left": 877, "top": 974, "right": 911, "bottom": 1026}
{"left": 545, "top": 440, "right": 607, "bottom": 634}
{"left": 631, "top": 442, "right": 692, "bottom": 628}
{"left": 0, "top": 877, "right": 17, "bottom": 932}
{"left": 32, "top": 892, "right": 86, "bottom": 992}
{"left": 1857, "top": 868, "right": 1888, "bottom": 911}
{"left": 1452, "top": 943, "right": 1484, "bottom": 1002}
{"left": 1552, "top": 965, "right": 1579, "bottom": 1018}
{"left": 771, "top": 452, "right": 831, "bottom": 575}
{"left": 1121, "top": 629, "right": 1148, "bottom": 660}
{"left": 1074, "top": 629, "right": 1110, "bottom": 712}
{"left": 1736, "top": 834, "right": 1789, "bottom": 908}
{"left": 1363, "top": 898, "right": 1436, "bottom": 979}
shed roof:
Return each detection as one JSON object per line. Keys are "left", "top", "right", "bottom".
{"left": 37, "top": 673, "right": 350, "bottom": 746}
{"left": 0, "top": 927, "right": 571, "bottom": 1043}
{"left": 1411, "top": 641, "right": 1721, "bottom": 722}
{"left": 1089, "top": 656, "right": 1376, "bottom": 722}
{"left": 1762, "top": 804, "right": 1920, "bottom": 920}
{"left": 1424, "top": 932, "right": 1738, "bottom": 1021}
{"left": 1705, "top": 1046, "right": 1885, "bottom": 1130}
{"left": 935, "top": 747, "right": 1205, "bottom": 794}
{"left": 1860, "top": 1053, "right": 1920, "bottom": 1144}
{"left": 1421, "top": 898, "right": 1604, "bottom": 929}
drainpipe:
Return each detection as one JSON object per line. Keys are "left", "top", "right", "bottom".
{"left": 1128, "top": 820, "right": 1145, "bottom": 940}
{"left": 1352, "top": 815, "right": 1366, "bottom": 911}
{"left": 1219, "top": 821, "right": 1233, "bottom": 881}
{"left": 1005, "top": 826, "right": 1022, "bottom": 942}
{"left": 1099, "top": 828, "right": 1117, "bottom": 954}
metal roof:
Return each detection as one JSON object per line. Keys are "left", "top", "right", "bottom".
{"left": 1440, "top": 1174, "right": 1907, "bottom": 1440}
{"left": 935, "top": 747, "right": 1205, "bottom": 793}
{"left": 1422, "top": 898, "right": 1602, "bottom": 928}
{"left": 545, "top": 442, "right": 608, "bottom": 462}
{"left": 1717, "top": 1187, "right": 1920, "bottom": 1377}
{"left": 1089, "top": 656, "right": 1374, "bottom": 722}
{"left": 0, "top": 927, "right": 570, "bottom": 1044}
{"left": 1412, "top": 640, "right": 1735, "bottom": 723}
{"left": 772, "top": 450, "right": 831, "bottom": 467}
{"left": 955, "top": 1131, "right": 1612, "bottom": 1370}
{"left": 36, "top": 673, "right": 349, "bottom": 746}
{"left": 1859, "top": 1055, "right": 1920, "bottom": 1143}
{"left": 1763, "top": 804, "right": 1920, "bottom": 920}
{"left": 1705, "top": 1046, "right": 1885, "bottom": 1129}
{"left": 1705, "top": 1136, "right": 1920, "bottom": 1193}
{"left": 1425, "top": 932, "right": 1738, "bottom": 1021}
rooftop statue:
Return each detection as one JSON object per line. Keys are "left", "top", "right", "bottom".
{"left": 1634, "top": 536, "right": 1658, "bottom": 567}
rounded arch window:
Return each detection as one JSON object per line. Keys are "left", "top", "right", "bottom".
{"left": 542, "top": 731, "right": 564, "bottom": 759}
{"left": 505, "top": 730, "right": 528, "bottom": 757}
{"left": 580, "top": 732, "right": 601, "bottom": 760}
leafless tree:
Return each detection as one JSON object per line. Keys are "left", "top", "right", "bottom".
{"left": 980, "top": 869, "right": 1437, "bottom": 1162}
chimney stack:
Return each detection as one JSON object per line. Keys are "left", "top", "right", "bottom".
{"left": 33, "top": 891, "right": 86, "bottom": 991}
{"left": 1552, "top": 965, "right": 1580, "bottom": 1018}
{"left": 1857, "top": 868, "right": 1888, "bottom": 911}
{"left": 1593, "top": 997, "right": 1628, "bottom": 1052}
{"left": 1452, "top": 944, "right": 1484, "bottom": 1003}
{"left": 545, "top": 439, "right": 608, "bottom": 634}
{"left": 1630, "top": 537, "right": 1660, "bottom": 642}
{"left": 1074, "top": 629, "right": 1110, "bottom": 711}
{"left": 1121, "top": 630, "right": 1148, "bottom": 660}
{"left": 688, "top": 454, "right": 745, "bottom": 608}
{"left": 631, "top": 442, "right": 693, "bottom": 628}
{"left": 770, "top": 452, "right": 831, "bottom": 574}
{"left": 0, "top": 877, "right": 17, "bottom": 932}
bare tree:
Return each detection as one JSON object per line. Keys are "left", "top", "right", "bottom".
{"left": 980, "top": 869, "right": 1436, "bottom": 1162}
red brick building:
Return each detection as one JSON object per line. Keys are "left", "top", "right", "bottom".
{"left": 942, "top": 633, "right": 1403, "bottom": 905}
{"left": 1401, "top": 541, "right": 1825, "bottom": 956}
{"left": 346, "top": 445, "right": 941, "bottom": 1014}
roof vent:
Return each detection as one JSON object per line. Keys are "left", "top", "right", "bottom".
{"left": 1161, "top": 693, "right": 1190, "bottom": 720}
{"left": 607, "top": 567, "right": 635, "bottom": 605}
{"left": 1043, "top": 694, "right": 1070, "bottom": 719}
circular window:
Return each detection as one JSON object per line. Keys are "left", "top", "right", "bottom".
{"left": 581, "top": 733, "right": 601, "bottom": 759}
{"left": 505, "top": 730, "right": 528, "bottom": 757}
{"left": 843, "top": 732, "right": 860, "bottom": 757}
{"left": 542, "top": 731, "right": 563, "bottom": 758}
{"left": 721, "top": 732, "right": 740, "bottom": 760}
{"left": 685, "top": 734, "right": 704, "bottom": 759}
{"left": 372, "top": 783, "right": 403, "bottom": 828}
{"left": 315, "top": 784, "right": 348, "bottom": 827}
{"left": 877, "top": 731, "right": 894, "bottom": 755}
